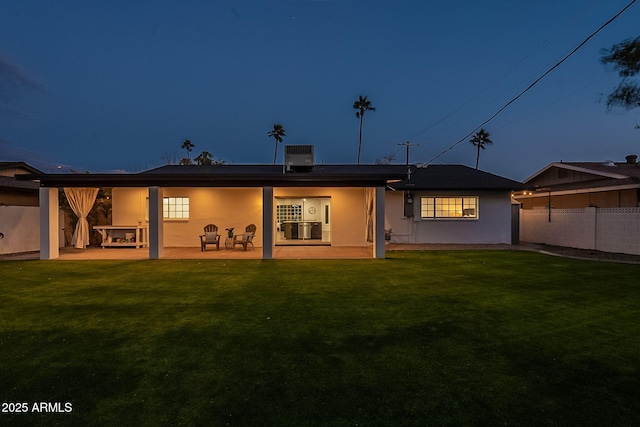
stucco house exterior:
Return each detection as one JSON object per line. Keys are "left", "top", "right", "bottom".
{"left": 20, "top": 154, "right": 408, "bottom": 259}
{"left": 386, "top": 164, "right": 524, "bottom": 244}
{"left": 17, "top": 147, "right": 526, "bottom": 258}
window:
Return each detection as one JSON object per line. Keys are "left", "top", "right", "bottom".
{"left": 276, "top": 204, "right": 302, "bottom": 222}
{"left": 163, "top": 197, "right": 189, "bottom": 219}
{"left": 421, "top": 197, "right": 478, "bottom": 219}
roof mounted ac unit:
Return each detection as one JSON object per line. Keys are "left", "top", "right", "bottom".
{"left": 284, "top": 145, "right": 314, "bottom": 168}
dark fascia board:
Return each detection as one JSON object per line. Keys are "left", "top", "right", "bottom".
{"left": 0, "top": 176, "right": 40, "bottom": 191}
{"left": 16, "top": 172, "right": 406, "bottom": 188}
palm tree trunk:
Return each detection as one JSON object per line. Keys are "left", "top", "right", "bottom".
{"left": 475, "top": 145, "right": 480, "bottom": 169}
{"left": 357, "top": 116, "right": 363, "bottom": 165}
{"left": 273, "top": 142, "right": 278, "bottom": 165}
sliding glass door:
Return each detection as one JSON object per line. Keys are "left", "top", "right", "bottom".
{"left": 275, "top": 197, "right": 331, "bottom": 245}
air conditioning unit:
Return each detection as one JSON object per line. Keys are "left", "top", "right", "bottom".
{"left": 284, "top": 145, "right": 314, "bottom": 167}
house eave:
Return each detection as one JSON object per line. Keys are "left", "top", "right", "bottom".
{"left": 516, "top": 182, "right": 640, "bottom": 198}
{"left": 17, "top": 173, "right": 404, "bottom": 188}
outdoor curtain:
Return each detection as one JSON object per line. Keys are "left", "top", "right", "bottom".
{"left": 365, "top": 187, "right": 374, "bottom": 243}
{"left": 64, "top": 187, "right": 99, "bottom": 249}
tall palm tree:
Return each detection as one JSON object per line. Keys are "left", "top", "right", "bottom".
{"left": 470, "top": 128, "right": 493, "bottom": 169}
{"left": 267, "top": 123, "right": 286, "bottom": 164}
{"left": 181, "top": 139, "right": 195, "bottom": 163}
{"left": 353, "top": 95, "right": 376, "bottom": 164}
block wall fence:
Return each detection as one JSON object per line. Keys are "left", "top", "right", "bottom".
{"left": 0, "top": 206, "right": 41, "bottom": 254}
{"left": 520, "top": 207, "right": 640, "bottom": 255}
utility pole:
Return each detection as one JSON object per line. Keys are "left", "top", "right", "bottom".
{"left": 397, "top": 141, "right": 419, "bottom": 165}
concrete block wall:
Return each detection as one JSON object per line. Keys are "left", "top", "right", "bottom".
{"left": 520, "top": 208, "right": 593, "bottom": 249}
{"left": 520, "top": 207, "right": 640, "bottom": 255}
{"left": 595, "top": 208, "right": 640, "bottom": 255}
{"left": 0, "top": 206, "right": 40, "bottom": 254}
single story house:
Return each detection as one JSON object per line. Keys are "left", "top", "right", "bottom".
{"left": 17, "top": 147, "right": 525, "bottom": 259}
{"left": 386, "top": 164, "right": 524, "bottom": 244}
{"left": 20, "top": 146, "right": 409, "bottom": 259}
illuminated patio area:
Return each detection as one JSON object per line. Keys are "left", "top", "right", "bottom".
{"left": 51, "top": 245, "right": 375, "bottom": 260}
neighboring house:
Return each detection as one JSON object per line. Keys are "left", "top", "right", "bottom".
{"left": 517, "top": 154, "right": 640, "bottom": 209}
{"left": 0, "top": 162, "right": 43, "bottom": 254}
{"left": 19, "top": 146, "right": 408, "bottom": 259}
{"left": 386, "top": 164, "right": 524, "bottom": 244}
{"left": 0, "top": 162, "right": 41, "bottom": 206}
{"left": 516, "top": 155, "right": 640, "bottom": 255}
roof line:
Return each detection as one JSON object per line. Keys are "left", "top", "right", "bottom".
{"left": 523, "top": 162, "right": 630, "bottom": 182}
{"left": 519, "top": 182, "right": 640, "bottom": 197}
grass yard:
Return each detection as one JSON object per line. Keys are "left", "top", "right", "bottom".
{"left": 1, "top": 250, "right": 639, "bottom": 426}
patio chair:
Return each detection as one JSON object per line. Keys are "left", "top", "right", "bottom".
{"left": 199, "top": 224, "right": 221, "bottom": 251}
{"left": 233, "top": 224, "right": 256, "bottom": 251}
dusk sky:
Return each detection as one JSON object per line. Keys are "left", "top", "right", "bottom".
{"left": 1, "top": 0, "right": 638, "bottom": 180}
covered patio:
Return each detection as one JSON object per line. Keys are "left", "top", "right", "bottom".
{"left": 20, "top": 162, "right": 407, "bottom": 260}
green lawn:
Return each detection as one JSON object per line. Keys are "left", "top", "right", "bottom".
{"left": 1, "top": 250, "right": 639, "bottom": 426}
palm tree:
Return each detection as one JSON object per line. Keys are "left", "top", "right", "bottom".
{"left": 181, "top": 139, "right": 195, "bottom": 164}
{"left": 353, "top": 95, "right": 376, "bottom": 164}
{"left": 267, "top": 123, "right": 286, "bottom": 164}
{"left": 470, "top": 128, "right": 493, "bottom": 169}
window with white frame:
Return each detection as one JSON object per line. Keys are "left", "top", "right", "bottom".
{"left": 421, "top": 197, "right": 478, "bottom": 219}
{"left": 163, "top": 197, "right": 190, "bottom": 219}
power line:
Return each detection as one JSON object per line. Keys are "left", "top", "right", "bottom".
{"left": 405, "top": 0, "right": 607, "bottom": 143}
{"left": 425, "top": 0, "right": 637, "bottom": 165}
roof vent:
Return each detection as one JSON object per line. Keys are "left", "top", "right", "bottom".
{"left": 284, "top": 145, "right": 314, "bottom": 171}
{"left": 625, "top": 154, "right": 638, "bottom": 164}
{"left": 602, "top": 160, "right": 616, "bottom": 167}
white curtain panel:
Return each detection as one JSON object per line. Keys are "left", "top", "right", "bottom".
{"left": 64, "top": 188, "right": 99, "bottom": 249}
{"left": 365, "top": 187, "right": 374, "bottom": 243}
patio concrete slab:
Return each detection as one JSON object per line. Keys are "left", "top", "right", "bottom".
{"left": 1, "top": 245, "right": 376, "bottom": 260}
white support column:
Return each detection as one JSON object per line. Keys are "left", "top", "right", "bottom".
{"left": 148, "top": 186, "right": 164, "bottom": 259}
{"left": 374, "top": 186, "right": 386, "bottom": 259}
{"left": 39, "top": 187, "right": 59, "bottom": 259}
{"left": 262, "top": 186, "right": 274, "bottom": 259}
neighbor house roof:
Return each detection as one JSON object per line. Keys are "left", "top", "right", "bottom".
{"left": 0, "top": 162, "right": 43, "bottom": 175}
{"left": 389, "top": 164, "right": 523, "bottom": 191}
{"left": 0, "top": 176, "right": 40, "bottom": 191}
{"left": 0, "top": 162, "right": 42, "bottom": 192}
{"left": 524, "top": 160, "right": 640, "bottom": 183}
{"left": 522, "top": 158, "right": 640, "bottom": 194}
{"left": 17, "top": 164, "right": 409, "bottom": 188}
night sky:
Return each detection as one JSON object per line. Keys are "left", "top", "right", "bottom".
{"left": 1, "top": 0, "right": 638, "bottom": 180}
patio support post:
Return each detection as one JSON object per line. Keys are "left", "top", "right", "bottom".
{"left": 374, "top": 185, "right": 385, "bottom": 259}
{"left": 262, "top": 186, "right": 274, "bottom": 259}
{"left": 148, "top": 186, "right": 164, "bottom": 259}
{"left": 39, "top": 187, "right": 59, "bottom": 259}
